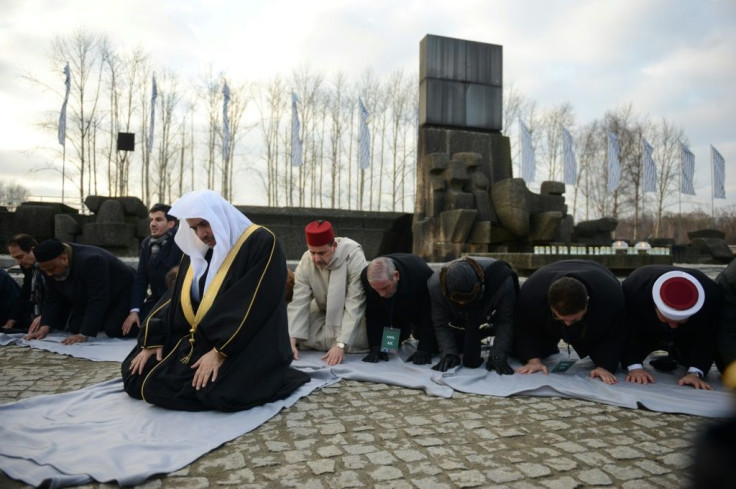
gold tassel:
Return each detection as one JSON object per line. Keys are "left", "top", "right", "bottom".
{"left": 180, "top": 328, "right": 196, "bottom": 364}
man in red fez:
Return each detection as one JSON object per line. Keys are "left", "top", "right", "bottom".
{"left": 287, "top": 220, "right": 369, "bottom": 365}
{"left": 622, "top": 265, "right": 722, "bottom": 390}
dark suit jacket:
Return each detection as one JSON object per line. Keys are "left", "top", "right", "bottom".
{"left": 622, "top": 265, "right": 721, "bottom": 373}
{"left": 360, "top": 253, "right": 436, "bottom": 353}
{"left": 716, "top": 258, "right": 736, "bottom": 370}
{"left": 129, "top": 230, "right": 182, "bottom": 311}
{"left": 516, "top": 259, "right": 625, "bottom": 372}
{"left": 42, "top": 243, "right": 135, "bottom": 337}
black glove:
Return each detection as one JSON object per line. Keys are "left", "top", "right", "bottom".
{"left": 407, "top": 350, "right": 432, "bottom": 365}
{"left": 463, "top": 354, "right": 483, "bottom": 369}
{"left": 649, "top": 356, "right": 677, "bottom": 372}
{"left": 486, "top": 355, "right": 514, "bottom": 375}
{"left": 362, "top": 347, "right": 388, "bottom": 363}
{"left": 432, "top": 354, "right": 461, "bottom": 372}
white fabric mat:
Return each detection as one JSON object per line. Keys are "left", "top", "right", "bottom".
{"left": 293, "top": 343, "right": 733, "bottom": 418}
{"left": 0, "top": 332, "right": 135, "bottom": 362}
{"left": 0, "top": 370, "right": 338, "bottom": 488}
{"left": 293, "top": 345, "right": 454, "bottom": 398}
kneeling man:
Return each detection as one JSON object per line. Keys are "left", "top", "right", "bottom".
{"left": 122, "top": 190, "right": 309, "bottom": 411}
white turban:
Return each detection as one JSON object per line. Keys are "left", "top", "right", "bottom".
{"left": 169, "top": 190, "right": 253, "bottom": 301}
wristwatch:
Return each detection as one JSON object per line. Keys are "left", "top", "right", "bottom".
{"left": 336, "top": 342, "right": 345, "bottom": 350}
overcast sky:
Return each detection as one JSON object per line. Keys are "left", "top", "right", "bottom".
{"left": 1, "top": 0, "right": 735, "bottom": 213}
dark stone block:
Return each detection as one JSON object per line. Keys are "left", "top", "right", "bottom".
{"left": 540, "top": 181, "right": 566, "bottom": 196}
{"left": 55, "top": 214, "right": 81, "bottom": 243}
{"left": 96, "top": 200, "right": 126, "bottom": 223}
{"left": 13, "top": 205, "right": 62, "bottom": 242}
{"left": 690, "top": 238, "right": 734, "bottom": 262}
{"left": 420, "top": 34, "right": 502, "bottom": 86}
{"left": 80, "top": 223, "right": 136, "bottom": 246}
{"left": 688, "top": 228, "right": 726, "bottom": 240}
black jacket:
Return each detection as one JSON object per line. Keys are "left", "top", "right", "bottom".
{"left": 129, "top": 230, "right": 182, "bottom": 311}
{"left": 42, "top": 243, "right": 135, "bottom": 337}
{"left": 516, "top": 259, "right": 625, "bottom": 372}
{"left": 428, "top": 257, "right": 518, "bottom": 358}
{"left": 360, "top": 253, "right": 436, "bottom": 353}
{"left": 622, "top": 265, "right": 721, "bottom": 374}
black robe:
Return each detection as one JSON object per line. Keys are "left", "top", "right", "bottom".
{"left": 360, "top": 253, "right": 437, "bottom": 354}
{"left": 621, "top": 265, "right": 721, "bottom": 374}
{"left": 121, "top": 226, "right": 309, "bottom": 412}
{"left": 716, "top": 258, "right": 736, "bottom": 372}
{"left": 515, "top": 259, "right": 625, "bottom": 372}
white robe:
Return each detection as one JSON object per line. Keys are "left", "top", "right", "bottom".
{"left": 287, "top": 237, "right": 368, "bottom": 352}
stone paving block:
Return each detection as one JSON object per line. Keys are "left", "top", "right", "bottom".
{"left": 486, "top": 467, "right": 524, "bottom": 483}
{"left": 448, "top": 469, "right": 486, "bottom": 487}
{"left": 307, "top": 459, "right": 335, "bottom": 475}
{"left": 602, "top": 463, "right": 648, "bottom": 481}
{"left": 540, "top": 476, "right": 583, "bottom": 489}
{"left": 634, "top": 459, "right": 670, "bottom": 475}
{"left": 607, "top": 446, "right": 645, "bottom": 459}
{"left": 577, "top": 468, "right": 613, "bottom": 486}
{"left": 326, "top": 471, "right": 363, "bottom": 488}
{"left": 316, "top": 445, "right": 342, "bottom": 458}
{"left": 410, "top": 477, "right": 452, "bottom": 489}
{"left": 516, "top": 462, "right": 552, "bottom": 478}
{"left": 543, "top": 457, "right": 578, "bottom": 472}
{"left": 369, "top": 465, "right": 403, "bottom": 481}
{"left": 195, "top": 452, "right": 245, "bottom": 471}
{"left": 341, "top": 455, "right": 367, "bottom": 469}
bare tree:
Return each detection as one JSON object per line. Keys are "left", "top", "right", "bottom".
{"left": 51, "top": 31, "right": 107, "bottom": 207}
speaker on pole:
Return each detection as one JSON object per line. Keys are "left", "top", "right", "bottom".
{"left": 117, "top": 132, "right": 135, "bottom": 151}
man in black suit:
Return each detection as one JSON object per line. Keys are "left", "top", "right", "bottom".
{"left": 122, "top": 203, "right": 182, "bottom": 335}
{"left": 26, "top": 239, "right": 135, "bottom": 344}
{"left": 360, "top": 253, "right": 438, "bottom": 364}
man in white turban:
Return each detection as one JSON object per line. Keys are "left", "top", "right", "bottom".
{"left": 122, "top": 190, "right": 309, "bottom": 411}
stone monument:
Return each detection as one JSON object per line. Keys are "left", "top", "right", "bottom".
{"left": 413, "top": 34, "right": 573, "bottom": 262}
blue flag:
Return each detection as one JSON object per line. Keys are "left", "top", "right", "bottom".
{"left": 607, "top": 132, "right": 621, "bottom": 192}
{"left": 642, "top": 139, "right": 657, "bottom": 193}
{"left": 519, "top": 120, "right": 535, "bottom": 183}
{"left": 58, "top": 63, "right": 70, "bottom": 146}
{"left": 561, "top": 125, "right": 577, "bottom": 185}
{"left": 291, "top": 92, "right": 303, "bottom": 167}
{"left": 680, "top": 142, "right": 696, "bottom": 195}
{"left": 358, "top": 98, "right": 370, "bottom": 169}
{"left": 712, "top": 145, "right": 725, "bottom": 199}
{"left": 148, "top": 74, "right": 157, "bottom": 154}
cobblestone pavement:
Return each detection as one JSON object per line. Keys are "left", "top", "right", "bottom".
{"left": 1, "top": 345, "right": 724, "bottom": 489}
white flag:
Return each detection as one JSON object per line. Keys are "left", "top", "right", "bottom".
{"left": 147, "top": 74, "right": 157, "bottom": 154}
{"left": 561, "top": 125, "right": 577, "bottom": 185}
{"left": 291, "top": 92, "right": 303, "bottom": 167}
{"left": 712, "top": 145, "right": 725, "bottom": 199}
{"left": 607, "top": 132, "right": 621, "bottom": 192}
{"left": 58, "top": 63, "right": 70, "bottom": 146}
{"left": 519, "top": 120, "right": 535, "bottom": 183}
{"left": 642, "top": 139, "right": 657, "bottom": 193}
{"left": 680, "top": 142, "right": 696, "bottom": 195}
{"left": 358, "top": 98, "right": 370, "bottom": 169}
{"left": 222, "top": 81, "right": 230, "bottom": 161}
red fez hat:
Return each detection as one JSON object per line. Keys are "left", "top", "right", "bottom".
{"left": 652, "top": 271, "right": 705, "bottom": 321}
{"left": 305, "top": 220, "right": 334, "bottom": 247}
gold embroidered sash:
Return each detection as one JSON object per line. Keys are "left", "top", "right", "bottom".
{"left": 179, "top": 225, "right": 261, "bottom": 363}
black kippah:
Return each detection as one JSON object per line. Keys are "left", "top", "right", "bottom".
{"left": 34, "top": 239, "right": 65, "bottom": 262}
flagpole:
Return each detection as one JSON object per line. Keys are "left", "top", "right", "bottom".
{"left": 61, "top": 144, "right": 66, "bottom": 204}
{"left": 710, "top": 146, "right": 715, "bottom": 228}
